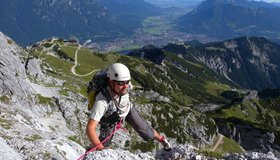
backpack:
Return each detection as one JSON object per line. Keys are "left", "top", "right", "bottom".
{"left": 87, "top": 70, "right": 120, "bottom": 124}
{"left": 87, "top": 70, "right": 110, "bottom": 111}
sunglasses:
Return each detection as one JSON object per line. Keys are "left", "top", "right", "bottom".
{"left": 114, "top": 80, "right": 130, "bottom": 86}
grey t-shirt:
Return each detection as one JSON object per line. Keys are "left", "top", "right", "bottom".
{"left": 89, "top": 86, "right": 131, "bottom": 122}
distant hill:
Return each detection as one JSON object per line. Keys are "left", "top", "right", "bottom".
{"left": 0, "top": 0, "right": 115, "bottom": 45}
{"left": 128, "top": 45, "right": 166, "bottom": 64}
{"left": 97, "top": 0, "right": 162, "bottom": 30}
{"left": 0, "top": 0, "right": 162, "bottom": 46}
{"left": 272, "top": 2, "right": 280, "bottom": 7}
{"left": 177, "top": 0, "right": 280, "bottom": 42}
{"left": 164, "top": 36, "right": 280, "bottom": 90}
{"left": 129, "top": 36, "right": 280, "bottom": 90}
{"left": 144, "top": 0, "right": 203, "bottom": 8}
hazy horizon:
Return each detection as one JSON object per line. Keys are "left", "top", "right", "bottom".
{"left": 254, "top": 0, "right": 280, "bottom": 2}
{"left": 144, "top": 0, "right": 280, "bottom": 3}
{"left": 143, "top": 0, "right": 280, "bottom": 8}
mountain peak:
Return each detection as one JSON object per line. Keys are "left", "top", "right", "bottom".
{"left": 178, "top": 0, "right": 280, "bottom": 41}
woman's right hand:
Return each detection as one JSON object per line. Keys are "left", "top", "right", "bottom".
{"left": 96, "top": 144, "right": 105, "bottom": 150}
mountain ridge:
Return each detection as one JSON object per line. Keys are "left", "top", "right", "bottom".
{"left": 0, "top": 0, "right": 162, "bottom": 46}
{"left": 161, "top": 36, "right": 280, "bottom": 90}
{"left": 177, "top": 0, "right": 280, "bottom": 42}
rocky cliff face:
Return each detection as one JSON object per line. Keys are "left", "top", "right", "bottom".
{"left": 190, "top": 36, "right": 280, "bottom": 90}
{"left": 215, "top": 118, "right": 280, "bottom": 155}
{"left": 0, "top": 32, "right": 86, "bottom": 159}
{"left": 83, "top": 144, "right": 279, "bottom": 160}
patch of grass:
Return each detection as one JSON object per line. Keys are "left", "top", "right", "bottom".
{"left": 0, "top": 95, "right": 11, "bottom": 104}
{"left": 205, "top": 82, "right": 231, "bottom": 97}
{"left": 215, "top": 136, "right": 244, "bottom": 154}
{"left": 0, "top": 133, "right": 12, "bottom": 140}
{"left": 7, "top": 39, "right": 13, "bottom": 44}
{"left": 43, "top": 43, "right": 53, "bottom": 48}
{"left": 199, "top": 149, "right": 224, "bottom": 159}
{"left": 43, "top": 152, "right": 51, "bottom": 159}
{"left": 68, "top": 135, "right": 81, "bottom": 145}
{"left": 61, "top": 82, "right": 83, "bottom": 94}
{"left": 242, "top": 101, "right": 259, "bottom": 119}
{"left": 223, "top": 105, "right": 247, "bottom": 118}
{"left": 130, "top": 139, "right": 156, "bottom": 152}
{"left": 205, "top": 85, "right": 233, "bottom": 105}
{"left": 57, "top": 49, "right": 74, "bottom": 62}
{"left": 59, "top": 89, "right": 69, "bottom": 96}
{"left": 37, "top": 94, "right": 52, "bottom": 104}
{"left": 46, "top": 69, "right": 58, "bottom": 76}
{"left": 59, "top": 45, "right": 77, "bottom": 60}
{"left": 201, "top": 135, "right": 244, "bottom": 158}
{"left": 41, "top": 53, "right": 73, "bottom": 75}
{"left": 29, "top": 50, "right": 42, "bottom": 59}
{"left": 24, "top": 134, "right": 42, "bottom": 141}
{"left": 134, "top": 96, "right": 151, "bottom": 104}
{"left": 74, "top": 50, "right": 107, "bottom": 75}
{"left": 49, "top": 126, "right": 56, "bottom": 132}
{"left": 211, "top": 101, "right": 259, "bottom": 124}
{"left": 53, "top": 39, "right": 64, "bottom": 44}
{"left": 0, "top": 119, "right": 12, "bottom": 129}
{"left": 37, "top": 94, "right": 54, "bottom": 106}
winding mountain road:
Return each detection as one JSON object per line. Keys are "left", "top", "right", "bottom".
{"left": 212, "top": 134, "right": 224, "bottom": 151}
{"left": 69, "top": 44, "right": 142, "bottom": 89}
{"left": 70, "top": 44, "right": 99, "bottom": 77}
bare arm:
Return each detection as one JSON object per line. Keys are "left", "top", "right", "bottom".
{"left": 153, "top": 129, "right": 163, "bottom": 141}
{"left": 86, "top": 119, "right": 105, "bottom": 150}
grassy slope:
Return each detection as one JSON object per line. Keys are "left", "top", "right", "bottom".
{"left": 209, "top": 96, "right": 280, "bottom": 148}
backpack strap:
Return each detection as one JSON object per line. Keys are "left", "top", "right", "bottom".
{"left": 100, "top": 87, "right": 120, "bottom": 125}
{"left": 100, "top": 86, "right": 111, "bottom": 103}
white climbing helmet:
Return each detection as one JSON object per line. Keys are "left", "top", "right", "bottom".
{"left": 107, "top": 63, "right": 131, "bottom": 81}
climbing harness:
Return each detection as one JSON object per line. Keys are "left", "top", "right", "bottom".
{"left": 76, "top": 119, "right": 128, "bottom": 160}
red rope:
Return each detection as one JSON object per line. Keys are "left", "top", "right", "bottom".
{"left": 77, "top": 119, "right": 128, "bottom": 160}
